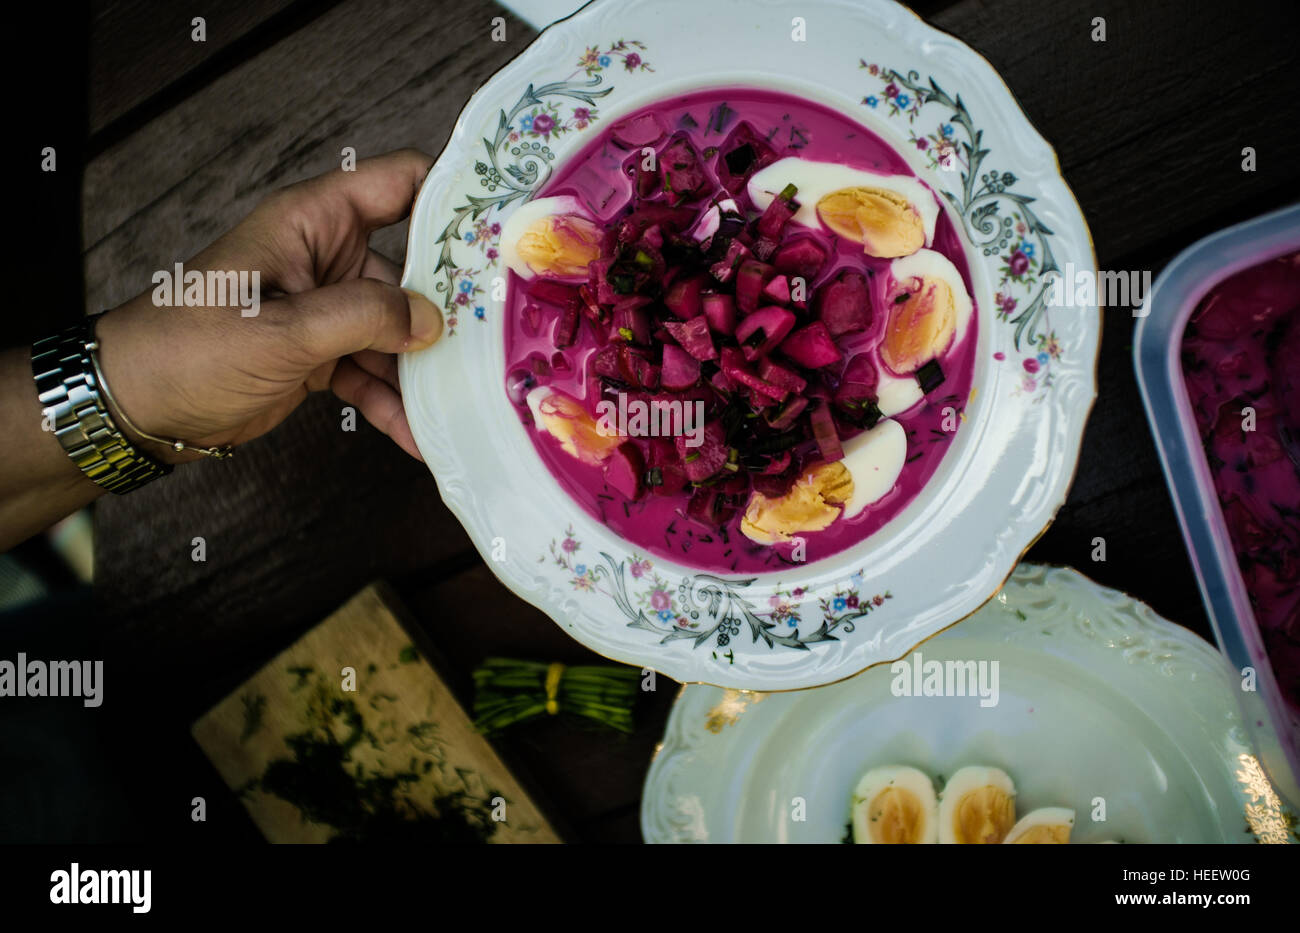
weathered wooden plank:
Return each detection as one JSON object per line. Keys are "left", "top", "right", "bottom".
{"left": 926, "top": 0, "right": 1299, "bottom": 265}
{"left": 83, "top": 0, "right": 536, "bottom": 311}
{"left": 89, "top": 0, "right": 307, "bottom": 136}
{"left": 94, "top": 393, "right": 475, "bottom": 677}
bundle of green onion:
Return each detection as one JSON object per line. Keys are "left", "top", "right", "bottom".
{"left": 472, "top": 658, "right": 641, "bottom": 734}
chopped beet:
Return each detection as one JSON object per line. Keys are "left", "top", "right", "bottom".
{"left": 529, "top": 278, "right": 583, "bottom": 309}
{"left": 752, "top": 469, "right": 797, "bottom": 498}
{"left": 592, "top": 345, "right": 622, "bottom": 381}
{"left": 757, "top": 358, "right": 808, "bottom": 395}
{"left": 810, "top": 402, "right": 845, "bottom": 462}
{"left": 761, "top": 450, "right": 792, "bottom": 475}
{"left": 677, "top": 421, "right": 730, "bottom": 481}
{"left": 916, "top": 359, "right": 945, "bottom": 393}
{"left": 779, "top": 321, "right": 842, "bottom": 368}
{"left": 715, "top": 122, "right": 778, "bottom": 195}
{"left": 702, "top": 293, "right": 738, "bottom": 336}
{"left": 835, "top": 355, "right": 882, "bottom": 427}
{"left": 736, "top": 259, "right": 775, "bottom": 314}
{"left": 551, "top": 351, "right": 571, "bottom": 373}
{"left": 756, "top": 189, "right": 799, "bottom": 240}
{"left": 661, "top": 343, "right": 702, "bottom": 390}
{"left": 764, "top": 396, "right": 809, "bottom": 430}
{"left": 553, "top": 304, "right": 579, "bottom": 348}
{"left": 604, "top": 442, "right": 646, "bottom": 499}
{"left": 664, "top": 316, "right": 717, "bottom": 361}
{"left": 773, "top": 236, "right": 828, "bottom": 282}
{"left": 735, "top": 306, "right": 796, "bottom": 360}
{"left": 578, "top": 284, "right": 604, "bottom": 324}
{"left": 588, "top": 257, "right": 616, "bottom": 306}
{"left": 661, "top": 134, "right": 708, "bottom": 204}
{"left": 664, "top": 274, "right": 706, "bottom": 319}
{"left": 611, "top": 298, "right": 652, "bottom": 345}
{"left": 761, "top": 274, "right": 791, "bottom": 305}
{"left": 687, "top": 487, "right": 722, "bottom": 524}
{"left": 638, "top": 224, "right": 664, "bottom": 250}
{"left": 610, "top": 112, "right": 666, "bottom": 149}
{"left": 617, "top": 204, "right": 697, "bottom": 242}
{"left": 721, "top": 347, "right": 788, "bottom": 403}
{"left": 523, "top": 302, "right": 544, "bottom": 337}
{"left": 710, "top": 239, "right": 752, "bottom": 284}
{"left": 752, "top": 236, "right": 778, "bottom": 262}
{"left": 646, "top": 437, "right": 688, "bottom": 496}
{"left": 815, "top": 269, "right": 872, "bottom": 337}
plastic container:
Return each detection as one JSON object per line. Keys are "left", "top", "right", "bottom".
{"left": 1134, "top": 203, "right": 1300, "bottom": 806}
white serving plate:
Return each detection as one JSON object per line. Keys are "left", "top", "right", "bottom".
{"left": 399, "top": 0, "right": 1099, "bottom": 690}
{"left": 641, "top": 564, "right": 1297, "bottom": 843}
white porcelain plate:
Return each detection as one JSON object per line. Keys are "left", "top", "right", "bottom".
{"left": 641, "top": 565, "right": 1298, "bottom": 843}
{"left": 399, "top": 0, "right": 1099, "bottom": 690}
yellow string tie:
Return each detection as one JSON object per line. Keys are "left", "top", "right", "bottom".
{"left": 544, "top": 662, "right": 566, "bottom": 715}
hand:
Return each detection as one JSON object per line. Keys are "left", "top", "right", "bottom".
{"left": 95, "top": 148, "right": 442, "bottom": 463}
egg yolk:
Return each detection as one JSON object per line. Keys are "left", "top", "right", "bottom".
{"left": 816, "top": 186, "right": 925, "bottom": 258}
{"left": 1009, "top": 823, "right": 1071, "bottom": 844}
{"left": 740, "top": 462, "right": 853, "bottom": 544}
{"left": 952, "top": 787, "right": 1016, "bottom": 843}
{"left": 516, "top": 214, "right": 602, "bottom": 277}
{"left": 867, "top": 787, "right": 927, "bottom": 843}
{"left": 880, "top": 276, "right": 957, "bottom": 375}
{"left": 538, "top": 392, "right": 623, "bottom": 465}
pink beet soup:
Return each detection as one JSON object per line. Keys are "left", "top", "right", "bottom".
{"left": 503, "top": 88, "right": 978, "bottom": 573}
{"left": 1180, "top": 250, "right": 1300, "bottom": 714}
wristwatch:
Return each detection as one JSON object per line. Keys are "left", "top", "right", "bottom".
{"left": 31, "top": 316, "right": 172, "bottom": 494}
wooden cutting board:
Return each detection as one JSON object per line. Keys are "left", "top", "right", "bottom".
{"left": 192, "top": 583, "right": 560, "bottom": 843}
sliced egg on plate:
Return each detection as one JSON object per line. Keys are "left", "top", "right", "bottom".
{"left": 748, "top": 157, "right": 939, "bottom": 258}
{"left": 500, "top": 195, "right": 602, "bottom": 279}
{"left": 875, "top": 367, "right": 924, "bottom": 417}
{"left": 937, "top": 765, "right": 1017, "bottom": 843}
{"left": 1003, "top": 807, "right": 1075, "bottom": 844}
{"left": 740, "top": 461, "right": 852, "bottom": 545}
{"left": 881, "top": 248, "right": 973, "bottom": 375}
{"left": 838, "top": 418, "right": 906, "bottom": 518}
{"left": 851, "top": 766, "right": 939, "bottom": 844}
{"left": 524, "top": 387, "right": 621, "bottom": 466}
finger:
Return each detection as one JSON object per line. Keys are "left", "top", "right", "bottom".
{"left": 361, "top": 248, "right": 402, "bottom": 285}
{"left": 350, "top": 349, "right": 399, "bottom": 390}
{"left": 331, "top": 356, "right": 423, "bottom": 461}
{"left": 292, "top": 148, "right": 433, "bottom": 232}
{"left": 277, "top": 279, "right": 442, "bottom": 364}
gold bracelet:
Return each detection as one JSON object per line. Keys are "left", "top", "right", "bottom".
{"left": 87, "top": 319, "right": 234, "bottom": 461}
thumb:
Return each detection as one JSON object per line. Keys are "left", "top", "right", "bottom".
{"left": 274, "top": 277, "right": 442, "bottom": 363}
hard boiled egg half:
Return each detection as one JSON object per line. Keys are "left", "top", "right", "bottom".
{"left": 937, "top": 765, "right": 1017, "bottom": 844}
{"left": 880, "top": 249, "right": 974, "bottom": 376}
{"left": 851, "top": 766, "right": 939, "bottom": 844}
{"left": 748, "top": 157, "right": 939, "bottom": 258}
{"left": 1003, "top": 807, "right": 1075, "bottom": 844}
{"left": 500, "top": 195, "right": 602, "bottom": 279}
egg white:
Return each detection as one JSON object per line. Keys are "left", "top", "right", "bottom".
{"left": 748, "top": 157, "right": 939, "bottom": 247}
{"left": 839, "top": 418, "right": 906, "bottom": 518}
{"left": 1003, "top": 807, "right": 1075, "bottom": 844}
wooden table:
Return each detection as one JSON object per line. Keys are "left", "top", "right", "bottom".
{"left": 76, "top": 0, "right": 1299, "bottom": 843}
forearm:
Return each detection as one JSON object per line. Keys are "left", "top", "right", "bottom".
{"left": 0, "top": 344, "right": 105, "bottom": 552}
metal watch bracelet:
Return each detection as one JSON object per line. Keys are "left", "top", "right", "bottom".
{"left": 31, "top": 316, "right": 172, "bottom": 494}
